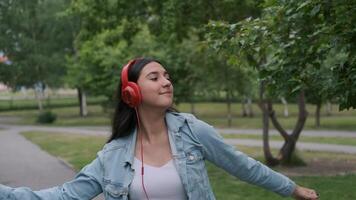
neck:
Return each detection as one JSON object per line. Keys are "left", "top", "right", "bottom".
{"left": 136, "top": 106, "right": 167, "bottom": 143}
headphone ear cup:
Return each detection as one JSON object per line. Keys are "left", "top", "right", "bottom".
{"left": 122, "top": 82, "right": 142, "bottom": 107}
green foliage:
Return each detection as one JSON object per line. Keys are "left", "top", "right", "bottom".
{"left": 63, "top": 0, "right": 262, "bottom": 105}
{"left": 205, "top": 0, "right": 356, "bottom": 110}
{"left": 0, "top": 0, "right": 74, "bottom": 89}
{"left": 36, "top": 110, "right": 57, "bottom": 124}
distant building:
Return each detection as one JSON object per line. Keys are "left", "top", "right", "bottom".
{"left": 0, "top": 83, "right": 9, "bottom": 92}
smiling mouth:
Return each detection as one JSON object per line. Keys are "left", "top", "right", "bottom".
{"left": 160, "top": 91, "right": 172, "bottom": 95}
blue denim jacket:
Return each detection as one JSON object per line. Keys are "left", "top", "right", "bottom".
{"left": 0, "top": 112, "right": 296, "bottom": 200}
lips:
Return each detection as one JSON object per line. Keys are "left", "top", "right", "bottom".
{"left": 159, "top": 91, "right": 172, "bottom": 95}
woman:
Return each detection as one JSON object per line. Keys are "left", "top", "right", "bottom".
{"left": 0, "top": 58, "right": 319, "bottom": 200}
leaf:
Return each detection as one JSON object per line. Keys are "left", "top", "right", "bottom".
{"left": 310, "top": 4, "right": 321, "bottom": 17}
{"left": 296, "top": 1, "right": 311, "bottom": 11}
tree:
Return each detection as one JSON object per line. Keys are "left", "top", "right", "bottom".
{"left": 205, "top": 0, "right": 356, "bottom": 165}
{"left": 0, "top": 0, "right": 74, "bottom": 111}
{"left": 64, "top": 0, "right": 262, "bottom": 109}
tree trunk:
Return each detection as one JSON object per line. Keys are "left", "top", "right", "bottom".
{"left": 9, "top": 93, "right": 14, "bottom": 109}
{"left": 258, "top": 90, "right": 308, "bottom": 166}
{"left": 77, "top": 87, "right": 88, "bottom": 117}
{"left": 326, "top": 101, "right": 332, "bottom": 116}
{"left": 247, "top": 97, "right": 254, "bottom": 117}
{"left": 242, "top": 97, "right": 254, "bottom": 117}
{"left": 35, "top": 87, "right": 43, "bottom": 111}
{"left": 242, "top": 97, "right": 248, "bottom": 117}
{"left": 258, "top": 81, "right": 279, "bottom": 166}
{"left": 226, "top": 90, "right": 232, "bottom": 127}
{"left": 281, "top": 97, "right": 289, "bottom": 117}
{"left": 45, "top": 88, "right": 51, "bottom": 109}
{"left": 46, "top": 95, "right": 51, "bottom": 108}
{"left": 268, "top": 91, "right": 308, "bottom": 165}
{"left": 315, "top": 103, "right": 321, "bottom": 128}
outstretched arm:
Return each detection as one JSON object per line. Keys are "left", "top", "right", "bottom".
{"left": 0, "top": 154, "right": 104, "bottom": 200}
{"left": 187, "top": 115, "right": 318, "bottom": 198}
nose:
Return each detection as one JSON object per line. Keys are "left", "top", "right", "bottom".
{"left": 162, "top": 77, "right": 172, "bottom": 88}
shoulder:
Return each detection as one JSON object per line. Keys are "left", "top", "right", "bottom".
{"left": 183, "top": 112, "right": 214, "bottom": 129}
{"left": 171, "top": 112, "right": 215, "bottom": 135}
{"left": 97, "top": 135, "right": 130, "bottom": 156}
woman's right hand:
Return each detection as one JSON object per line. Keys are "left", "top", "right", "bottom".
{"left": 292, "top": 185, "right": 319, "bottom": 200}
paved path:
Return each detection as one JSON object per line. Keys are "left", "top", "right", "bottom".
{"left": 0, "top": 125, "right": 104, "bottom": 199}
{"left": 0, "top": 128, "right": 76, "bottom": 189}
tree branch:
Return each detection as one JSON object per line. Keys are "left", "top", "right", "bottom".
{"left": 267, "top": 100, "right": 289, "bottom": 141}
{"left": 292, "top": 90, "right": 308, "bottom": 139}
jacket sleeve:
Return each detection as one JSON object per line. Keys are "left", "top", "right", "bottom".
{"left": 0, "top": 151, "right": 104, "bottom": 200}
{"left": 186, "top": 115, "right": 296, "bottom": 197}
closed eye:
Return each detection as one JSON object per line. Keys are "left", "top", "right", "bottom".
{"left": 146, "top": 71, "right": 171, "bottom": 82}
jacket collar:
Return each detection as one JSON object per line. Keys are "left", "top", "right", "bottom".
{"left": 123, "top": 111, "right": 187, "bottom": 166}
{"left": 123, "top": 127, "right": 137, "bottom": 167}
{"left": 165, "top": 111, "right": 186, "bottom": 133}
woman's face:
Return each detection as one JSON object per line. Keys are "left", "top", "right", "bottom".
{"left": 137, "top": 62, "right": 173, "bottom": 109}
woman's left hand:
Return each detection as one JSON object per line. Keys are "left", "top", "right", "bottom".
{"left": 292, "top": 185, "right": 319, "bottom": 200}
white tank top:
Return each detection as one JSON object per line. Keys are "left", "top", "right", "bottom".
{"left": 129, "top": 157, "right": 187, "bottom": 200}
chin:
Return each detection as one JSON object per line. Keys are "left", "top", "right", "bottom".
{"left": 143, "top": 101, "right": 172, "bottom": 110}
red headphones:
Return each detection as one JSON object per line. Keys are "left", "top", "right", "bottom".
{"left": 121, "top": 59, "right": 142, "bottom": 107}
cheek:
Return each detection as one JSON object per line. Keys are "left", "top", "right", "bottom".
{"left": 139, "top": 85, "right": 157, "bottom": 99}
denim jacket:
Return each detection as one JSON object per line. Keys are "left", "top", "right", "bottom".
{"left": 0, "top": 112, "right": 296, "bottom": 200}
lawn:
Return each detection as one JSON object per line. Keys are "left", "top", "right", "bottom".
{"left": 21, "top": 131, "right": 356, "bottom": 200}
{"left": 1, "top": 100, "right": 356, "bottom": 130}
{"left": 222, "top": 134, "right": 356, "bottom": 146}
{"left": 0, "top": 96, "right": 105, "bottom": 112}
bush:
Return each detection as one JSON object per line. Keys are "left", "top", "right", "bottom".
{"left": 36, "top": 111, "right": 57, "bottom": 124}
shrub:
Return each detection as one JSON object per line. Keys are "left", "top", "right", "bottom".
{"left": 36, "top": 111, "right": 57, "bottom": 124}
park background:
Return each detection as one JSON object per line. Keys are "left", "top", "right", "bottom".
{"left": 1, "top": 0, "right": 356, "bottom": 199}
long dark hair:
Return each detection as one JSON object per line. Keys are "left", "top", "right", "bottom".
{"left": 108, "top": 58, "right": 175, "bottom": 143}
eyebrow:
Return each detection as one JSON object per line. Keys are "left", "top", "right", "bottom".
{"left": 145, "top": 71, "right": 169, "bottom": 77}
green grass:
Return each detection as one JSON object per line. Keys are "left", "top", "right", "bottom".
{"left": 199, "top": 115, "right": 356, "bottom": 130}
{"left": 21, "top": 131, "right": 106, "bottom": 169}
{"left": 223, "top": 134, "right": 356, "bottom": 146}
{"left": 209, "top": 162, "right": 356, "bottom": 200}
{"left": 21, "top": 131, "right": 356, "bottom": 200}
{"left": 1, "top": 105, "right": 111, "bottom": 126}
{"left": 178, "top": 102, "right": 356, "bottom": 130}
{"left": 0, "top": 96, "right": 105, "bottom": 111}
{"left": 2, "top": 101, "right": 356, "bottom": 130}
{"left": 176, "top": 102, "right": 356, "bottom": 117}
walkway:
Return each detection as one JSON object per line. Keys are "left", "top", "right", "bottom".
{"left": 0, "top": 124, "right": 104, "bottom": 199}
{"left": 0, "top": 128, "right": 76, "bottom": 189}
